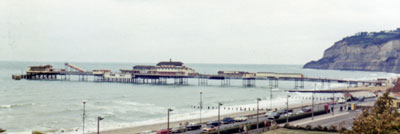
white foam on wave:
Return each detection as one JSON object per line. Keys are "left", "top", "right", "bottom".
{"left": 0, "top": 103, "right": 36, "bottom": 109}
{"left": 79, "top": 96, "right": 297, "bottom": 133}
{"left": 345, "top": 72, "right": 397, "bottom": 81}
{"left": 10, "top": 92, "right": 342, "bottom": 134}
{"left": 0, "top": 104, "right": 11, "bottom": 108}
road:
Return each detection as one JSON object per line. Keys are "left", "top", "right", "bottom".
{"left": 290, "top": 109, "right": 362, "bottom": 130}
{"left": 179, "top": 97, "right": 375, "bottom": 134}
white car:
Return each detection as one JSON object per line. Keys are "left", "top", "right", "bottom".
{"left": 281, "top": 112, "right": 293, "bottom": 117}
{"left": 234, "top": 116, "right": 248, "bottom": 122}
{"left": 264, "top": 111, "right": 273, "bottom": 117}
{"left": 295, "top": 110, "right": 304, "bottom": 115}
{"left": 140, "top": 130, "right": 156, "bottom": 134}
{"left": 338, "top": 98, "right": 346, "bottom": 104}
{"left": 171, "top": 126, "right": 186, "bottom": 133}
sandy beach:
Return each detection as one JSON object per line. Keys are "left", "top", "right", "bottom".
{"left": 94, "top": 85, "right": 389, "bottom": 134}
{"left": 97, "top": 101, "right": 339, "bottom": 134}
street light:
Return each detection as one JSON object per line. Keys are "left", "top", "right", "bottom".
{"left": 332, "top": 93, "right": 335, "bottom": 116}
{"left": 200, "top": 91, "right": 203, "bottom": 124}
{"left": 312, "top": 83, "right": 316, "bottom": 120}
{"left": 286, "top": 95, "right": 290, "bottom": 124}
{"left": 269, "top": 85, "right": 273, "bottom": 110}
{"left": 217, "top": 102, "right": 223, "bottom": 134}
{"left": 167, "top": 108, "right": 173, "bottom": 134}
{"left": 82, "top": 100, "right": 86, "bottom": 134}
{"left": 257, "top": 98, "right": 261, "bottom": 130}
{"left": 97, "top": 116, "right": 104, "bottom": 134}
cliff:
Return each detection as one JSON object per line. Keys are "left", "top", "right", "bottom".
{"left": 304, "top": 28, "right": 400, "bottom": 73}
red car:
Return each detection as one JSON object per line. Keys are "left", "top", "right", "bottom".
{"left": 157, "top": 129, "right": 171, "bottom": 134}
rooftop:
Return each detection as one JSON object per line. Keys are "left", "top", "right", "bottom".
{"left": 156, "top": 60, "right": 184, "bottom": 67}
{"left": 133, "top": 65, "right": 156, "bottom": 70}
{"left": 29, "top": 65, "right": 53, "bottom": 68}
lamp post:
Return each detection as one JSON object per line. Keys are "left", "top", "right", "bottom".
{"left": 97, "top": 116, "right": 104, "bottom": 134}
{"left": 270, "top": 85, "right": 273, "bottom": 110}
{"left": 257, "top": 98, "right": 261, "bottom": 130}
{"left": 168, "top": 108, "right": 173, "bottom": 134}
{"left": 217, "top": 102, "right": 223, "bottom": 134}
{"left": 286, "top": 95, "right": 290, "bottom": 124}
{"left": 200, "top": 91, "right": 203, "bottom": 124}
{"left": 312, "top": 84, "right": 315, "bottom": 120}
{"left": 332, "top": 93, "right": 335, "bottom": 116}
{"left": 82, "top": 100, "right": 86, "bottom": 134}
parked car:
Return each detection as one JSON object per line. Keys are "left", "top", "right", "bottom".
{"left": 338, "top": 98, "right": 346, "bottom": 104}
{"left": 359, "top": 96, "right": 365, "bottom": 102}
{"left": 276, "top": 109, "right": 285, "bottom": 115}
{"left": 206, "top": 120, "right": 220, "bottom": 127}
{"left": 267, "top": 112, "right": 280, "bottom": 120}
{"left": 234, "top": 116, "right": 248, "bottom": 122}
{"left": 283, "top": 109, "right": 293, "bottom": 114}
{"left": 221, "top": 117, "right": 235, "bottom": 124}
{"left": 281, "top": 112, "right": 293, "bottom": 117}
{"left": 295, "top": 110, "right": 304, "bottom": 115}
{"left": 264, "top": 111, "right": 273, "bottom": 117}
{"left": 186, "top": 123, "right": 202, "bottom": 131}
{"left": 302, "top": 107, "right": 312, "bottom": 112}
{"left": 171, "top": 126, "right": 186, "bottom": 133}
{"left": 140, "top": 130, "right": 156, "bottom": 134}
{"left": 156, "top": 129, "right": 171, "bottom": 134}
{"left": 202, "top": 125, "right": 216, "bottom": 132}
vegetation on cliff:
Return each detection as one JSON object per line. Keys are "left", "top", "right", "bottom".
{"left": 340, "top": 28, "right": 400, "bottom": 47}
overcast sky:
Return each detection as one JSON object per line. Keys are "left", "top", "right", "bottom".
{"left": 0, "top": 0, "right": 399, "bottom": 64}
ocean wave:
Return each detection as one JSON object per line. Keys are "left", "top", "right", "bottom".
{"left": 0, "top": 103, "right": 36, "bottom": 109}
{"left": 113, "top": 100, "right": 153, "bottom": 107}
{"left": 0, "top": 104, "right": 11, "bottom": 108}
{"left": 22, "top": 94, "right": 331, "bottom": 134}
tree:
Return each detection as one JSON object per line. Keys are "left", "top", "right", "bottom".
{"left": 343, "top": 89, "right": 400, "bottom": 134}
{"left": 32, "top": 131, "right": 44, "bottom": 134}
{"left": 0, "top": 128, "right": 6, "bottom": 133}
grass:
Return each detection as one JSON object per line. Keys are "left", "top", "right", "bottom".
{"left": 262, "top": 128, "right": 338, "bottom": 134}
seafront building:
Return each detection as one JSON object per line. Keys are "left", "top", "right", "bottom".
{"left": 131, "top": 60, "right": 197, "bottom": 77}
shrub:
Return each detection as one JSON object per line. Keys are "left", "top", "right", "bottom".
{"left": 283, "top": 123, "right": 290, "bottom": 128}
{"left": 305, "top": 125, "right": 312, "bottom": 130}
{"left": 314, "top": 125, "right": 323, "bottom": 131}
{"left": 275, "top": 110, "right": 327, "bottom": 124}
{"left": 323, "top": 126, "right": 328, "bottom": 131}
{"left": 339, "top": 127, "right": 348, "bottom": 133}
{"left": 0, "top": 128, "right": 6, "bottom": 133}
{"left": 32, "top": 131, "right": 44, "bottom": 134}
{"left": 270, "top": 123, "right": 280, "bottom": 130}
{"left": 295, "top": 125, "right": 305, "bottom": 130}
{"left": 329, "top": 125, "right": 338, "bottom": 132}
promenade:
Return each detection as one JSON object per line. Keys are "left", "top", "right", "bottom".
{"left": 96, "top": 96, "right": 373, "bottom": 134}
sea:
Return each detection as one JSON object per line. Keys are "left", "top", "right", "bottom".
{"left": 0, "top": 61, "right": 397, "bottom": 134}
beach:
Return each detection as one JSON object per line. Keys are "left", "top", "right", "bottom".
{"left": 1, "top": 62, "right": 395, "bottom": 133}
{"left": 97, "top": 85, "right": 389, "bottom": 134}
{"left": 97, "top": 101, "right": 340, "bottom": 134}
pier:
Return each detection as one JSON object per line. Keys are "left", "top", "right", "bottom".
{"left": 12, "top": 61, "right": 387, "bottom": 89}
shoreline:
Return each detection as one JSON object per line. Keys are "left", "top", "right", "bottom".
{"left": 97, "top": 86, "right": 388, "bottom": 134}
{"left": 96, "top": 101, "right": 340, "bottom": 134}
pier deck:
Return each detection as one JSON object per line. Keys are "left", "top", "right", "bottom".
{"left": 16, "top": 70, "right": 385, "bottom": 88}
{"left": 13, "top": 63, "right": 387, "bottom": 88}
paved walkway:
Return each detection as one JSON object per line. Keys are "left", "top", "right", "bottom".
{"left": 289, "top": 109, "right": 362, "bottom": 130}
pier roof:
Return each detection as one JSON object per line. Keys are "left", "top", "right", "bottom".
{"left": 133, "top": 65, "right": 155, "bottom": 70}
{"left": 156, "top": 61, "right": 184, "bottom": 67}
